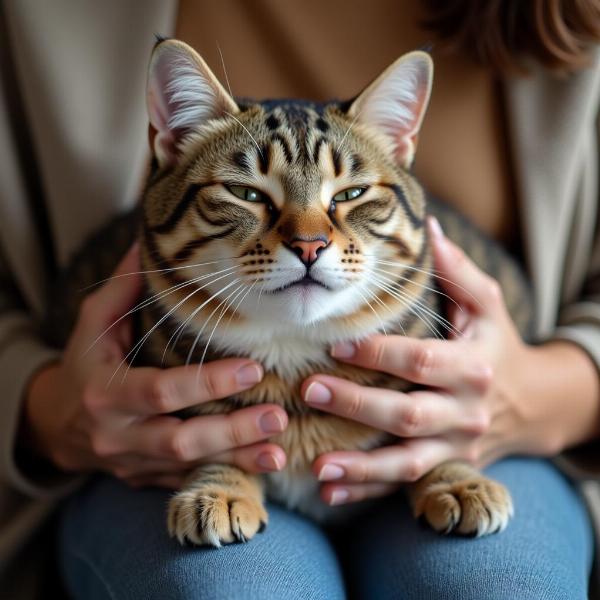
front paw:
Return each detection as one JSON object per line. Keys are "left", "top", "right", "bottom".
{"left": 414, "top": 477, "right": 513, "bottom": 537}
{"left": 167, "top": 489, "right": 268, "bottom": 547}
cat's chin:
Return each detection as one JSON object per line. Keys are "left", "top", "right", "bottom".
{"left": 240, "top": 282, "right": 367, "bottom": 327}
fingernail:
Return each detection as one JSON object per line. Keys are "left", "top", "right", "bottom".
{"left": 259, "top": 410, "right": 285, "bottom": 434}
{"left": 304, "top": 381, "right": 332, "bottom": 405}
{"left": 256, "top": 452, "right": 282, "bottom": 471}
{"left": 331, "top": 342, "right": 356, "bottom": 359}
{"left": 330, "top": 489, "right": 350, "bottom": 506}
{"left": 429, "top": 216, "right": 444, "bottom": 240}
{"left": 318, "top": 464, "right": 345, "bottom": 481}
{"left": 236, "top": 364, "right": 263, "bottom": 386}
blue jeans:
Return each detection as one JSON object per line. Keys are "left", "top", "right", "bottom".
{"left": 57, "top": 458, "right": 593, "bottom": 599}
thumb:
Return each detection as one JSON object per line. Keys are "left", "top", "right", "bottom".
{"left": 427, "top": 216, "right": 502, "bottom": 315}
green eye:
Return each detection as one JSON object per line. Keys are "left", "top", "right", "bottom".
{"left": 333, "top": 187, "right": 367, "bottom": 202}
{"left": 226, "top": 185, "right": 264, "bottom": 202}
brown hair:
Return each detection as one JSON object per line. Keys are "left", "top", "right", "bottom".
{"left": 422, "top": 0, "right": 600, "bottom": 74}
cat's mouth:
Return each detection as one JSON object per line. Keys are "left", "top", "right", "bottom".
{"left": 269, "top": 274, "right": 331, "bottom": 294}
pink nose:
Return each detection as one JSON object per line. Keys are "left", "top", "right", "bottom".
{"left": 290, "top": 238, "right": 328, "bottom": 266}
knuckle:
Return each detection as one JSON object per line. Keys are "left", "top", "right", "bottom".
{"left": 467, "top": 363, "right": 494, "bottom": 393}
{"left": 90, "top": 433, "right": 118, "bottom": 458}
{"left": 168, "top": 433, "right": 193, "bottom": 461}
{"left": 408, "top": 345, "right": 434, "bottom": 381}
{"left": 467, "top": 409, "right": 492, "bottom": 435}
{"left": 483, "top": 278, "right": 502, "bottom": 304}
{"left": 352, "top": 461, "right": 370, "bottom": 483}
{"left": 201, "top": 368, "right": 219, "bottom": 400}
{"left": 372, "top": 341, "right": 387, "bottom": 371}
{"left": 227, "top": 417, "right": 246, "bottom": 448}
{"left": 464, "top": 443, "right": 481, "bottom": 464}
{"left": 148, "top": 373, "right": 173, "bottom": 412}
{"left": 403, "top": 457, "right": 425, "bottom": 482}
{"left": 346, "top": 388, "right": 364, "bottom": 419}
{"left": 396, "top": 403, "right": 422, "bottom": 436}
{"left": 540, "top": 435, "right": 563, "bottom": 456}
{"left": 81, "top": 385, "right": 105, "bottom": 417}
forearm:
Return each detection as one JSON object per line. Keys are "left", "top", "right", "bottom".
{"left": 515, "top": 340, "right": 600, "bottom": 455}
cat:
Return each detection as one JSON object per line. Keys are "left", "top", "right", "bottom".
{"left": 46, "top": 38, "right": 532, "bottom": 547}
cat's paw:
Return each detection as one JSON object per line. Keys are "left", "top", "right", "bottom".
{"left": 414, "top": 477, "right": 513, "bottom": 537}
{"left": 167, "top": 489, "right": 268, "bottom": 547}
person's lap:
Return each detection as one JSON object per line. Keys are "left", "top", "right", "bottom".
{"left": 57, "top": 457, "right": 593, "bottom": 600}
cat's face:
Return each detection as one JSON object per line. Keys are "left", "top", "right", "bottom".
{"left": 143, "top": 40, "right": 433, "bottom": 332}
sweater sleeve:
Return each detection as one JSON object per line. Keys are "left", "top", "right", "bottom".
{"left": 0, "top": 252, "right": 87, "bottom": 500}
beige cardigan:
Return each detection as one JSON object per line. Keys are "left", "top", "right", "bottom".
{"left": 1, "top": 1, "right": 600, "bottom": 597}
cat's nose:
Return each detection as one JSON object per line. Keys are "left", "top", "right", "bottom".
{"left": 289, "top": 238, "right": 328, "bottom": 266}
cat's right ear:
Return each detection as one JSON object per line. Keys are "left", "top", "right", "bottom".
{"left": 146, "top": 39, "right": 239, "bottom": 167}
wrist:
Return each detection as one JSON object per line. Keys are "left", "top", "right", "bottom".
{"left": 517, "top": 340, "right": 600, "bottom": 454}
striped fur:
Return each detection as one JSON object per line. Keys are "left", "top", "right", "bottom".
{"left": 46, "top": 40, "right": 533, "bottom": 544}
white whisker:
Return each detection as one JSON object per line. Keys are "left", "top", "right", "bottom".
{"left": 224, "top": 111, "right": 263, "bottom": 159}
{"left": 84, "top": 264, "right": 238, "bottom": 357}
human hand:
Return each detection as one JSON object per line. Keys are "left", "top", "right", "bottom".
{"left": 302, "top": 216, "right": 546, "bottom": 506}
{"left": 23, "top": 244, "right": 287, "bottom": 489}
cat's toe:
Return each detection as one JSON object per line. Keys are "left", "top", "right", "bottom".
{"left": 167, "top": 490, "right": 268, "bottom": 547}
{"left": 416, "top": 477, "right": 513, "bottom": 537}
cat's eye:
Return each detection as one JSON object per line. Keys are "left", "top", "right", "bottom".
{"left": 332, "top": 187, "right": 367, "bottom": 202}
{"left": 226, "top": 185, "right": 265, "bottom": 202}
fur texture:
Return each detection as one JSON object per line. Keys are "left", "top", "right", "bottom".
{"left": 45, "top": 39, "right": 533, "bottom": 546}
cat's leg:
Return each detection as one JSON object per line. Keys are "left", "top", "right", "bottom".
{"left": 407, "top": 461, "right": 513, "bottom": 536}
{"left": 167, "top": 464, "right": 268, "bottom": 546}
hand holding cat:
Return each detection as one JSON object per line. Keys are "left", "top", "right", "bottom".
{"left": 23, "top": 244, "right": 288, "bottom": 489}
{"left": 303, "top": 217, "right": 590, "bottom": 506}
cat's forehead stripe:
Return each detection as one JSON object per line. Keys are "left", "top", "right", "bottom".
{"left": 381, "top": 183, "right": 424, "bottom": 229}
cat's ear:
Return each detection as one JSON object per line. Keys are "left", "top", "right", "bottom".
{"left": 146, "top": 39, "right": 239, "bottom": 167}
{"left": 347, "top": 51, "right": 433, "bottom": 169}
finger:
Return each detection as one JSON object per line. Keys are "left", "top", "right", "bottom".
{"left": 313, "top": 439, "right": 455, "bottom": 485}
{"left": 428, "top": 216, "right": 503, "bottom": 315}
{"left": 330, "top": 335, "right": 492, "bottom": 391}
{"left": 108, "top": 358, "right": 264, "bottom": 415}
{"left": 129, "top": 404, "right": 288, "bottom": 461}
{"left": 208, "top": 443, "right": 287, "bottom": 474}
{"left": 83, "top": 243, "right": 143, "bottom": 331}
{"left": 302, "top": 376, "right": 464, "bottom": 436}
{"left": 320, "top": 482, "right": 400, "bottom": 506}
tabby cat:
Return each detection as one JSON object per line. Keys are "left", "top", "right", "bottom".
{"left": 47, "top": 38, "right": 532, "bottom": 546}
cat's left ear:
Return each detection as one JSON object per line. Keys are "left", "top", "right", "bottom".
{"left": 147, "top": 39, "right": 239, "bottom": 167}
{"left": 347, "top": 51, "right": 433, "bottom": 169}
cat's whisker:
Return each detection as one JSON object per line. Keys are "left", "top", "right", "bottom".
{"left": 369, "top": 274, "right": 453, "bottom": 339}
{"left": 224, "top": 111, "right": 263, "bottom": 160}
{"left": 371, "top": 270, "right": 459, "bottom": 336}
{"left": 195, "top": 280, "right": 258, "bottom": 383}
{"left": 84, "top": 264, "right": 239, "bottom": 357}
{"left": 108, "top": 279, "right": 223, "bottom": 389}
{"left": 365, "top": 255, "right": 482, "bottom": 309}
{"left": 362, "top": 283, "right": 398, "bottom": 323}
{"left": 185, "top": 280, "right": 244, "bottom": 367}
{"left": 80, "top": 255, "right": 240, "bottom": 291}
{"left": 336, "top": 108, "right": 362, "bottom": 154}
{"left": 216, "top": 41, "right": 234, "bottom": 99}
{"left": 371, "top": 265, "right": 463, "bottom": 314}
{"left": 354, "top": 287, "right": 387, "bottom": 336}
{"left": 106, "top": 271, "right": 239, "bottom": 388}
{"left": 223, "top": 279, "right": 258, "bottom": 336}
{"left": 163, "top": 277, "right": 244, "bottom": 365}
{"left": 369, "top": 275, "right": 445, "bottom": 340}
